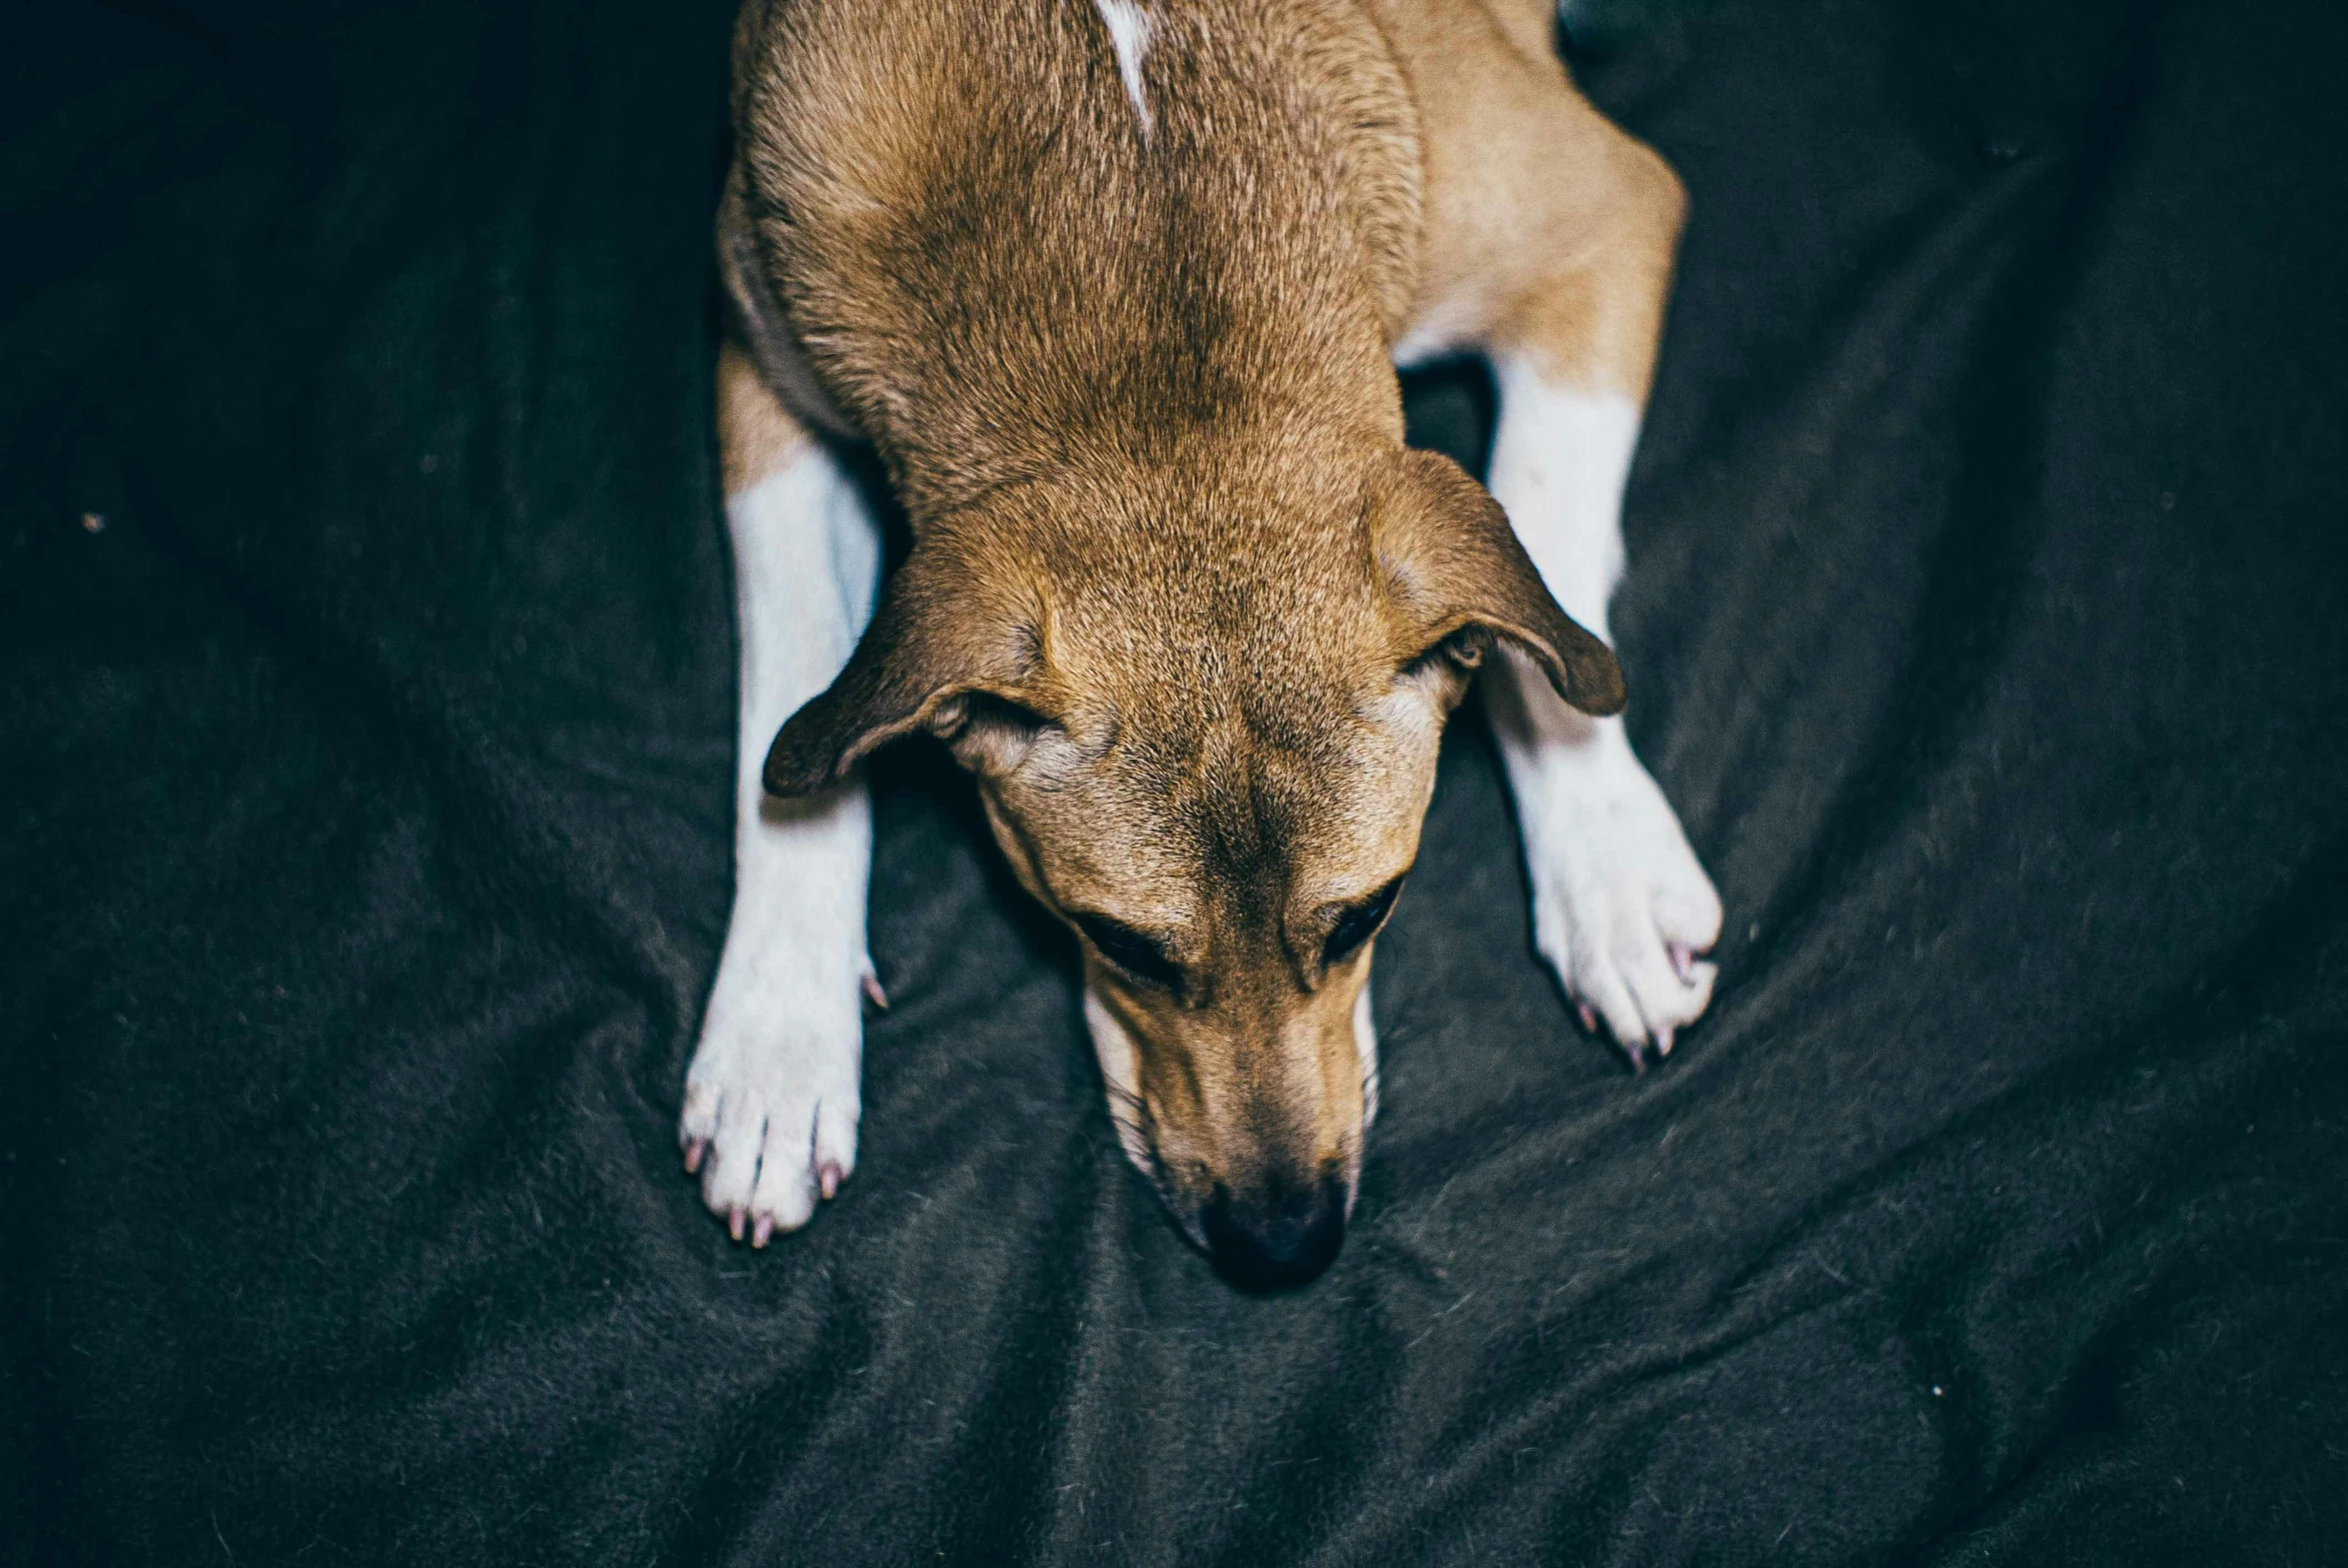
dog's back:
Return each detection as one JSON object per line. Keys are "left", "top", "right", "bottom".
{"left": 726, "top": 0, "right": 1422, "bottom": 515}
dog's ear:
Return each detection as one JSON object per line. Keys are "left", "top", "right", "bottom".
{"left": 763, "top": 549, "right": 1048, "bottom": 796}
{"left": 1369, "top": 448, "right": 1625, "bottom": 717}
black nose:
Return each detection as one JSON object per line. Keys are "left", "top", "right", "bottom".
{"left": 1200, "top": 1175, "right": 1347, "bottom": 1290}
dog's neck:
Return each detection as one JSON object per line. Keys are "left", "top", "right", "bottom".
{"left": 866, "top": 269, "right": 1398, "bottom": 529}
{"left": 819, "top": 143, "right": 1401, "bottom": 527}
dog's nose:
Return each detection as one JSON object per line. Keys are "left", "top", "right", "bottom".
{"left": 1200, "top": 1174, "right": 1347, "bottom": 1290}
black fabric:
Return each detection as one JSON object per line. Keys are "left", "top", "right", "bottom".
{"left": 6, "top": 0, "right": 2345, "bottom": 1561}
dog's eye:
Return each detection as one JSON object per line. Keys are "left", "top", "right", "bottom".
{"left": 1322, "top": 876, "right": 1404, "bottom": 968}
{"left": 1075, "top": 913, "right": 1182, "bottom": 990}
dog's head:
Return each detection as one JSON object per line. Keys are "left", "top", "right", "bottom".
{"left": 764, "top": 440, "right": 1620, "bottom": 1286}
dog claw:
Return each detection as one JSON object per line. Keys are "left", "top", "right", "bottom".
{"left": 685, "top": 952, "right": 863, "bottom": 1245}
{"left": 818, "top": 1161, "right": 843, "bottom": 1201}
{"left": 861, "top": 965, "right": 889, "bottom": 1010}
{"left": 1668, "top": 942, "right": 1697, "bottom": 984}
{"left": 1653, "top": 1024, "right": 1675, "bottom": 1057}
{"left": 1576, "top": 1002, "right": 1598, "bottom": 1034}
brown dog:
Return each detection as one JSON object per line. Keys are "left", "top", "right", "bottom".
{"left": 681, "top": 0, "right": 1721, "bottom": 1287}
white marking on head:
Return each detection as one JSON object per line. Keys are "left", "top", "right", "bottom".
{"left": 1092, "top": 0, "right": 1156, "bottom": 136}
{"left": 1084, "top": 985, "right": 1156, "bottom": 1176}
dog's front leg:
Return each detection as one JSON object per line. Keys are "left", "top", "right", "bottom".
{"left": 1481, "top": 352, "right": 1723, "bottom": 1063}
{"left": 680, "top": 342, "right": 884, "bottom": 1242}
{"left": 1375, "top": 20, "right": 1724, "bottom": 1059}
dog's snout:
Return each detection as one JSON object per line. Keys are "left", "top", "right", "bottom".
{"left": 1200, "top": 1173, "right": 1347, "bottom": 1290}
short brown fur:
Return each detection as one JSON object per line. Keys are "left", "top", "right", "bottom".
{"left": 719, "top": 0, "right": 1683, "bottom": 1245}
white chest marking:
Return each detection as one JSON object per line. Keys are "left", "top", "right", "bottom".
{"left": 1093, "top": 0, "right": 1156, "bottom": 135}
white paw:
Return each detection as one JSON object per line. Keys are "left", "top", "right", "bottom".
{"left": 1514, "top": 735, "right": 1722, "bottom": 1066}
{"left": 678, "top": 951, "right": 872, "bottom": 1245}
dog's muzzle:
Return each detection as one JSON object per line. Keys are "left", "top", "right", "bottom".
{"left": 1198, "top": 1171, "right": 1348, "bottom": 1290}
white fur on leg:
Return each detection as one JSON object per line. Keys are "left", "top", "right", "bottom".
{"left": 681, "top": 443, "right": 884, "bottom": 1242}
{"left": 1483, "top": 360, "right": 1723, "bottom": 1058}
{"left": 1486, "top": 366, "right": 1637, "bottom": 640}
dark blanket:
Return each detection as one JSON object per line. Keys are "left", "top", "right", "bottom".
{"left": 6, "top": 0, "right": 2345, "bottom": 1561}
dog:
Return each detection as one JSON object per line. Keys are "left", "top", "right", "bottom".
{"left": 680, "top": 0, "right": 1722, "bottom": 1287}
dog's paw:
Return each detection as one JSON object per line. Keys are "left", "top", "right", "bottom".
{"left": 678, "top": 955, "right": 869, "bottom": 1245}
{"left": 1515, "top": 740, "right": 1721, "bottom": 1067}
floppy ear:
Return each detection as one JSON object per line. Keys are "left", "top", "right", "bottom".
{"left": 762, "top": 550, "right": 1046, "bottom": 795}
{"left": 1368, "top": 447, "right": 1625, "bottom": 717}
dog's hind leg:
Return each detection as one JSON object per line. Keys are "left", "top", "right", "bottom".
{"left": 1385, "top": 1, "right": 1722, "bottom": 1062}
{"left": 679, "top": 337, "right": 885, "bottom": 1242}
